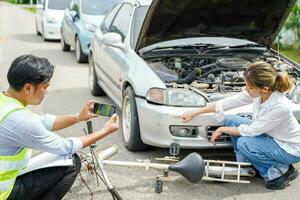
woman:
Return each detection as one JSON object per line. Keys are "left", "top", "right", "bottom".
{"left": 178, "top": 61, "right": 300, "bottom": 190}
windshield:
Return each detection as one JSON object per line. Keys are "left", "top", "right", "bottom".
{"left": 48, "top": 0, "right": 71, "bottom": 10}
{"left": 81, "top": 0, "right": 120, "bottom": 15}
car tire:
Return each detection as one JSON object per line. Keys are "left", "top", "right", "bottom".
{"left": 36, "top": 20, "right": 41, "bottom": 36}
{"left": 61, "top": 31, "right": 70, "bottom": 51}
{"left": 89, "top": 54, "right": 106, "bottom": 96}
{"left": 42, "top": 24, "right": 47, "bottom": 41}
{"left": 75, "top": 37, "right": 88, "bottom": 63}
{"left": 122, "top": 86, "right": 149, "bottom": 151}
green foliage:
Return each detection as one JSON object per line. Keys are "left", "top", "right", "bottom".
{"left": 281, "top": 49, "right": 300, "bottom": 63}
{"left": 282, "top": 1, "right": 300, "bottom": 50}
{"left": 285, "top": 2, "right": 300, "bottom": 30}
{"left": 5, "top": 0, "right": 37, "bottom": 4}
{"left": 24, "top": 7, "right": 36, "bottom": 13}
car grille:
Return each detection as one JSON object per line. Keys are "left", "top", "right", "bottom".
{"left": 206, "top": 126, "right": 231, "bottom": 143}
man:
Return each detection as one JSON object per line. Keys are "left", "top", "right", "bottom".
{"left": 0, "top": 55, "right": 120, "bottom": 200}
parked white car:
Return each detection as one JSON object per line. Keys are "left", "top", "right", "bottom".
{"left": 89, "top": 0, "right": 300, "bottom": 151}
{"left": 35, "top": 0, "right": 71, "bottom": 40}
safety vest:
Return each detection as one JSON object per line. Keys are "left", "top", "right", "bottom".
{"left": 0, "top": 93, "right": 32, "bottom": 200}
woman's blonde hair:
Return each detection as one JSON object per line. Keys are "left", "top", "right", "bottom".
{"left": 243, "top": 61, "right": 292, "bottom": 92}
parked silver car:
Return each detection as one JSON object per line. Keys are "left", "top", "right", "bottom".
{"left": 89, "top": 0, "right": 300, "bottom": 151}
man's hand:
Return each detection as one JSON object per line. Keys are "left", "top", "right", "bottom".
{"left": 103, "top": 114, "right": 120, "bottom": 133}
{"left": 210, "top": 127, "right": 224, "bottom": 144}
{"left": 176, "top": 111, "right": 195, "bottom": 122}
{"left": 77, "top": 101, "right": 98, "bottom": 122}
{"left": 80, "top": 114, "right": 120, "bottom": 148}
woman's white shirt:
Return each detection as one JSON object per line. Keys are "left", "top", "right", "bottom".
{"left": 215, "top": 90, "right": 300, "bottom": 157}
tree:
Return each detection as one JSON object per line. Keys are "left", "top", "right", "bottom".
{"left": 283, "top": 0, "right": 300, "bottom": 49}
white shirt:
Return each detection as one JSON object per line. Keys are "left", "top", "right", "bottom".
{"left": 215, "top": 90, "right": 300, "bottom": 157}
{"left": 0, "top": 110, "right": 83, "bottom": 156}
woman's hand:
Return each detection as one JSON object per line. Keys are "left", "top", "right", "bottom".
{"left": 77, "top": 101, "right": 98, "bottom": 122}
{"left": 177, "top": 111, "right": 196, "bottom": 122}
{"left": 103, "top": 114, "right": 120, "bottom": 133}
{"left": 210, "top": 127, "right": 224, "bottom": 144}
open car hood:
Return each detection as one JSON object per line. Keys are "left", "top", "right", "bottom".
{"left": 136, "top": 0, "right": 296, "bottom": 50}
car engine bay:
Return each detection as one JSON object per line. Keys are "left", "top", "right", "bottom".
{"left": 145, "top": 50, "right": 300, "bottom": 100}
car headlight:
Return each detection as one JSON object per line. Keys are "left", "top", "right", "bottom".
{"left": 84, "top": 23, "right": 96, "bottom": 32}
{"left": 292, "top": 88, "right": 300, "bottom": 104}
{"left": 146, "top": 88, "right": 206, "bottom": 107}
{"left": 46, "top": 16, "right": 57, "bottom": 24}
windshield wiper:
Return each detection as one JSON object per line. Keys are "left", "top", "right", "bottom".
{"left": 143, "top": 43, "right": 216, "bottom": 53}
{"left": 202, "top": 43, "right": 265, "bottom": 52}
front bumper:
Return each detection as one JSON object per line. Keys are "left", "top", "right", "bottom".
{"left": 43, "top": 23, "right": 61, "bottom": 40}
{"left": 136, "top": 97, "right": 234, "bottom": 149}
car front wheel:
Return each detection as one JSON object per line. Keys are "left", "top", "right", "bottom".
{"left": 122, "top": 86, "right": 149, "bottom": 151}
{"left": 42, "top": 24, "right": 47, "bottom": 41}
{"left": 88, "top": 54, "right": 105, "bottom": 96}
{"left": 35, "top": 20, "right": 41, "bottom": 36}
{"left": 75, "top": 37, "right": 88, "bottom": 63}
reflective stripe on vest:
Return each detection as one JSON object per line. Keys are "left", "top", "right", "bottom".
{"left": 0, "top": 178, "right": 15, "bottom": 192}
{"left": 0, "top": 148, "right": 32, "bottom": 171}
{"left": 0, "top": 93, "right": 32, "bottom": 200}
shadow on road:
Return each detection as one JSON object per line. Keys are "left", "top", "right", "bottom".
{"left": 12, "top": 33, "right": 45, "bottom": 43}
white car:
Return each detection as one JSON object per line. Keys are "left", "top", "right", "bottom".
{"left": 35, "top": 0, "right": 71, "bottom": 40}
{"left": 89, "top": 0, "right": 300, "bottom": 151}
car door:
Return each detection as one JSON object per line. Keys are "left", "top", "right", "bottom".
{"left": 63, "top": 0, "right": 79, "bottom": 46}
{"left": 93, "top": 3, "right": 122, "bottom": 68}
{"left": 95, "top": 3, "right": 133, "bottom": 105}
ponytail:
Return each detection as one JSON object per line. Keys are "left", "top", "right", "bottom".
{"left": 271, "top": 72, "right": 292, "bottom": 92}
{"left": 244, "top": 61, "right": 293, "bottom": 93}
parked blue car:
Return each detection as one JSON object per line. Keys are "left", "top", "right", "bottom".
{"left": 60, "top": 0, "right": 120, "bottom": 63}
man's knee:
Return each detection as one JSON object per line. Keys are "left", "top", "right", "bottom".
{"left": 69, "top": 153, "right": 81, "bottom": 175}
{"left": 74, "top": 153, "right": 82, "bottom": 172}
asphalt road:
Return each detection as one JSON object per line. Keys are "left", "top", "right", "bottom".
{"left": 0, "top": 2, "right": 300, "bottom": 200}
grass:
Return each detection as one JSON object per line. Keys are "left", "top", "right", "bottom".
{"left": 281, "top": 49, "right": 300, "bottom": 64}
{"left": 24, "top": 7, "right": 36, "bottom": 13}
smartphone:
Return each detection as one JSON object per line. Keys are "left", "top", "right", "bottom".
{"left": 93, "top": 102, "right": 116, "bottom": 117}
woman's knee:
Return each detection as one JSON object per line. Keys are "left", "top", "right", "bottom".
{"left": 224, "top": 115, "right": 241, "bottom": 127}
{"left": 224, "top": 115, "right": 252, "bottom": 127}
{"left": 236, "top": 137, "right": 251, "bottom": 153}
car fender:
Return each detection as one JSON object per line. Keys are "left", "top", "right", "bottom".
{"left": 123, "top": 48, "right": 166, "bottom": 97}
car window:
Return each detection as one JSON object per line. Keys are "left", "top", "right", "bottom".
{"left": 109, "top": 3, "right": 133, "bottom": 42}
{"left": 100, "top": 3, "right": 122, "bottom": 33}
{"left": 48, "top": 0, "right": 71, "bottom": 10}
{"left": 81, "top": 0, "right": 120, "bottom": 15}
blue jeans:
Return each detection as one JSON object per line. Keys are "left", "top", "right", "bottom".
{"left": 224, "top": 115, "right": 300, "bottom": 181}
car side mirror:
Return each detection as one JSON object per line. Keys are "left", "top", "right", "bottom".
{"left": 103, "top": 32, "right": 126, "bottom": 52}
{"left": 36, "top": 4, "right": 43, "bottom": 10}
{"left": 69, "top": 10, "right": 78, "bottom": 21}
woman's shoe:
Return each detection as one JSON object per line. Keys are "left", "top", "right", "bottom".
{"left": 265, "top": 165, "right": 299, "bottom": 190}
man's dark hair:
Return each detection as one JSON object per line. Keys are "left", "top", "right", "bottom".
{"left": 7, "top": 55, "right": 54, "bottom": 91}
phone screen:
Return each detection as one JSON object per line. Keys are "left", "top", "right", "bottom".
{"left": 93, "top": 103, "right": 116, "bottom": 117}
